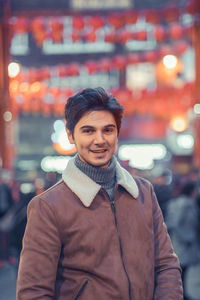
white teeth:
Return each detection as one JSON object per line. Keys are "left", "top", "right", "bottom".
{"left": 91, "top": 150, "right": 106, "bottom": 153}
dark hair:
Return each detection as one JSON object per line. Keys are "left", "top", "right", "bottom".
{"left": 65, "top": 87, "right": 124, "bottom": 134}
{"left": 181, "top": 181, "right": 196, "bottom": 196}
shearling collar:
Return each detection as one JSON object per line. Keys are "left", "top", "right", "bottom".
{"left": 62, "top": 156, "right": 139, "bottom": 207}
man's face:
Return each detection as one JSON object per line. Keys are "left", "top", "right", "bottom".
{"left": 67, "top": 110, "right": 118, "bottom": 167}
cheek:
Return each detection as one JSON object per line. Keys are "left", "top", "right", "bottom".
{"left": 109, "top": 136, "right": 118, "bottom": 148}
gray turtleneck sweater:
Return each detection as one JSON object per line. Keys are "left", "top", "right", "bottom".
{"left": 74, "top": 154, "right": 116, "bottom": 202}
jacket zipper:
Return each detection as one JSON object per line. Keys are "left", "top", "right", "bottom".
{"left": 110, "top": 199, "right": 133, "bottom": 300}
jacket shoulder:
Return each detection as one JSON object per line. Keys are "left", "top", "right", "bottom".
{"left": 30, "top": 180, "right": 72, "bottom": 206}
{"left": 133, "top": 176, "right": 153, "bottom": 191}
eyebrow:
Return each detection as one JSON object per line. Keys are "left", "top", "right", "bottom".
{"left": 80, "top": 124, "right": 116, "bottom": 130}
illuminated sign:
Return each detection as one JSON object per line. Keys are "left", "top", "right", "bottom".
{"left": 71, "top": 0, "right": 132, "bottom": 10}
{"left": 41, "top": 156, "right": 71, "bottom": 173}
{"left": 118, "top": 144, "right": 167, "bottom": 170}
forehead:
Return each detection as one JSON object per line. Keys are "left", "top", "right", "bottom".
{"left": 75, "top": 110, "right": 116, "bottom": 128}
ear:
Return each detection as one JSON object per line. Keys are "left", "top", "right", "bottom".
{"left": 66, "top": 128, "right": 75, "bottom": 144}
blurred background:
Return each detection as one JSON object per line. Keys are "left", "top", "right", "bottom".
{"left": 0, "top": 0, "right": 200, "bottom": 299}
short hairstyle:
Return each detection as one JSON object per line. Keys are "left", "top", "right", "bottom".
{"left": 65, "top": 87, "right": 124, "bottom": 135}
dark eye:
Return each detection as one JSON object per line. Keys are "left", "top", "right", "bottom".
{"left": 82, "top": 128, "right": 94, "bottom": 134}
{"left": 104, "top": 127, "right": 114, "bottom": 133}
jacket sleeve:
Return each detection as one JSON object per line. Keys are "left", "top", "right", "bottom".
{"left": 150, "top": 184, "right": 183, "bottom": 300}
{"left": 16, "top": 196, "right": 62, "bottom": 300}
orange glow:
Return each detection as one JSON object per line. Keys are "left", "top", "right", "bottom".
{"left": 53, "top": 142, "right": 77, "bottom": 155}
{"left": 170, "top": 116, "right": 188, "bottom": 132}
{"left": 9, "top": 80, "right": 19, "bottom": 96}
{"left": 19, "top": 82, "right": 29, "bottom": 94}
{"left": 30, "top": 81, "right": 41, "bottom": 94}
{"left": 156, "top": 55, "right": 183, "bottom": 85}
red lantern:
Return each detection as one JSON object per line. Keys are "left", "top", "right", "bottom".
{"left": 168, "top": 23, "right": 183, "bottom": 40}
{"left": 175, "top": 41, "right": 189, "bottom": 55}
{"left": 31, "top": 17, "right": 46, "bottom": 33}
{"left": 72, "top": 16, "right": 85, "bottom": 30}
{"left": 30, "top": 81, "right": 45, "bottom": 100}
{"left": 9, "top": 79, "right": 20, "bottom": 99}
{"left": 58, "top": 65, "right": 68, "bottom": 77}
{"left": 49, "top": 87, "right": 60, "bottom": 98}
{"left": 144, "top": 50, "right": 157, "bottom": 63}
{"left": 120, "top": 29, "right": 132, "bottom": 44}
{"left": 64, "top": 88, "right": 74, "bottom": 99}
{"left": 144, "top": 9, "right": 160, "bottom": 24}
{"left": 19, "top": 82, "right": 30, "bottom": 99}
{"left": 124, "top": 10, "right": 138, "bottom": 25}
{"left": 111, "top": 55, "right": 126, "bottom": 71}
{"left": 133, "top": 30, "right": 147, "bottom": 41}
{"left": 162, "top": 4, "right": 179, "bottom": 22}
{"left": 90, "top": 16, "right": 104, "bottom": 30}
{"left": 85, "top": 60, "right": 98, "bottom": 74}
{"left": 154, "top": 25, "right": 166, "bottom": 43}
{"left": 38, "top": 67, "right": 51, "bottom": 81}
{"left": 11, "top": 17, "right": 29, "bottom": 34}
{"left": 98, "top": 58, "right": 111, "bottom": 72}
{"left": 127, "top": 53, "right": 140, "bottom": 65}
{"left": 67, "top": 63, "right": 80, "bottom": 76}
{"left": 31, "top": 17, "right": 47, "bottom": 46}
{"left": 28, "top": 68, "right": 39, "bottom": 83}
{"left": 50, "top": 18, "right": 64, "bottom": 43}
{"left": 50, "top": 18, "right": 63, "bottom": 32}
{"left": 104, "top": 31, "right": 117, "bottom": 43}
{"left": 85, "top": 30, "right": 96, "bottom": 43}
{"left": 34, "top": 31, "right": 47, "bottom": 46}
{"left": 108, "top": 14, "right": 124, "bottom": 29}
{"left": 112, "top": 88, "right": 132, "bottom": 114}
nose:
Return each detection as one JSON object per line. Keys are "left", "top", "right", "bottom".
{"left": 94, "top": 131, "right": 105, "bottom": 144}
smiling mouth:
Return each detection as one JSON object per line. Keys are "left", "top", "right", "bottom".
{"left": 90, "top": 149, "right": 107, "bottom": 153}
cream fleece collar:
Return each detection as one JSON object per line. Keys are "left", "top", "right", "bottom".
{"left": 62, "top": 157, "right": 139, "bottom": 207}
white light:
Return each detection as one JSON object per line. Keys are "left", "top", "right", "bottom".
{"left": 52, "top": 119, "right": 75, "bottom": 151}
{"left": 163, "top": 55, "right": 178, "bottom": 69}
{"left": 129, "top": 156, "right": 154, "bottom": 170}
{"left": 194, "top": 103, "right": 200, "bottom": 114}
{"left": 177, "top": 134, "right": 194, "bottom": 149}
{"left": 8, "top": 62, "right": 21, "bottom": 78}
{"left": 118, "top": 144, "right": 167, "bottom": 170}
{"left": 58, "top": 131, "right": 74, "bottom": 150}
{"left": 53, "top": 120, "right": 64, "bottom": 131}
{"left": 3, "top": 111, "right": 12, "bottom": 122}
{"left": 41, "top": 156, "right": 71, "bottom": 173}
{"left": 20, "top": 183, "right": 35, "bottom": 194}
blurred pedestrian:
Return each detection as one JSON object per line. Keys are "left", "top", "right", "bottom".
{"left": 184, "top": 192, "right": 200, "bottom": 300}
{"left": 153, "top": 170, "right": 173, "bottom": 220}
{"left": 17, "top": 87, "right": 183, "bottom": 299}
{"left": 165, "top": 181, "right": 198, "bottom": 300}
{"left": 0, "top": 169, "right": 14, "bottom": 264}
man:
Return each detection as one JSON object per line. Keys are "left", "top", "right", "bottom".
{"left": 166, "top": 181, "right": 198, "bottom": 300}
{"left": 17, "top": 87, "right": 183, "bottom": 299}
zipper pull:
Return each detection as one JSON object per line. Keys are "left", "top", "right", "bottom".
{"left": 111, "top": 200, "right": 116, "bottom": 213}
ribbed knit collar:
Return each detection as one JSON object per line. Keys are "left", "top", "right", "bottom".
{"left": 74, "top": 154, "right": 116, "bottom": 189}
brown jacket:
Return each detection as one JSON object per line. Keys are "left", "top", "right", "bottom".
{"left": 17, "top": 157, "right": 183, "bottom": 300}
